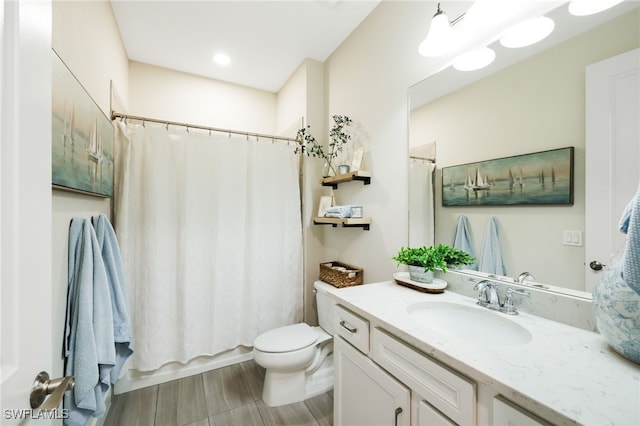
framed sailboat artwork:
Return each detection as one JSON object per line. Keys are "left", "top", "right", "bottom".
{"left": 52, "top": 50, "right": 114, "bottom": 197}
{"left": 441, "top": 147, "right": 574, "bottom": 206}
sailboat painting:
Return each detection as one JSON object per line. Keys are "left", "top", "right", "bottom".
{"left": 442, "top": 147, "right": 573, "bottom": 206}
{"left": 52, "top": 51, "right": 114, "bottom": 197}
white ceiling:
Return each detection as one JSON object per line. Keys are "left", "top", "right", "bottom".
{"left": 110, "top": 0, "right": 381, "bottom": 93}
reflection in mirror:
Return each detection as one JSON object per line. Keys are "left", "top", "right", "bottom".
{"left": 409, "top": 143, "right": 436, "bottom": 248}
{"left": 408, "top": 2, "right": 639, "bottom": 295}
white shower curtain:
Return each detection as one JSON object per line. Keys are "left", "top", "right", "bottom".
{"left": 114, "top": 121, "right": 303, "bottom": 372}
{"left": 409, "top": 159, "right": 436, "bottom": 248}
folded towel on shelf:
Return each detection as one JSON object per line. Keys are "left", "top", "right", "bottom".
{"left": 64, "top": 218, "right": 115, "bottom": 426}
{"left": 478, "top": 217, "right": 506, "bottom": 276}
{"left": 452, "top": 215, "right": 477, "bottom": 270}
{"left": 324, "top": 205, "right": 360, "bottom": 218}
{"left": 620, "top": 188, "right": 640, "bottom": 295}
{"left": 92, "top": 214, "right": 134, "bottom": 383}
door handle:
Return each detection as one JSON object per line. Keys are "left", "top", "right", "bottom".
{"left": 30, "top": 371, "right": 75, "bottom": 410}
{"left": 590, "top": 260, "right": 605, "bottom": 271}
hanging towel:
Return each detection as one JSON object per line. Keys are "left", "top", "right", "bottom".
{"left": 620, "top": 188, "right": 640, "bottom": 295}
{"left": 478, "top": 217, "right": 506, "bottom": 276}
{"left": 452, "top": 215, "right": 477, "bottom": 270}
{"left": 64, "top": 218, "right": 115, "bottom": 426}
{"left": 92, "top": 214, "right": 134, "bottom": 382}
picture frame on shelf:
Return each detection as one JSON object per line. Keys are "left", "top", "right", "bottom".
{"left": 350, "top": 146, "right": 365, "bottom": 171}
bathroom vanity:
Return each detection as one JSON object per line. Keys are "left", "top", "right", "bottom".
{"left": 325, "top": 280, "right": 640, "bottom": 425}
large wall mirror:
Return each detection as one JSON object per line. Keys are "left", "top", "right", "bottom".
{"left": 409, "top": 1, "right": 639, "bottom": 296}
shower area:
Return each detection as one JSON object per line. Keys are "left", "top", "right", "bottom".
{"left": 110, "top": 112, "right": 307, "bottom": 393}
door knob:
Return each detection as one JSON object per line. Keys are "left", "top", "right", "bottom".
{"left": 589, "top": 261, "right": 605, "bottom": 271}
{"left": 30, "top": 371, "right": 74, "bottom": 410}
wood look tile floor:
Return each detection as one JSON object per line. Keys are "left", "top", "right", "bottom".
{"left": 104, "top": 361, "right": 333, "bottom": 426}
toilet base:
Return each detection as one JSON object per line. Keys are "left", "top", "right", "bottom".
{"left": 261, "top": 354, "right": 334, "bottom": 407}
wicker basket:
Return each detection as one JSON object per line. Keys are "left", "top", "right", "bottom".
{"left": 319, "top": 261, "right": 363, "bottom": 288}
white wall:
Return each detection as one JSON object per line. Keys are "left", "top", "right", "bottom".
{"left": 410, "top": 11, "right": 639, "bottom": 290}
{"left": 51, "top": 0, "right": 129, "bottom": 380}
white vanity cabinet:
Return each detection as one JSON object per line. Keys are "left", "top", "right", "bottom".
{"left": 334, "top": 304, "right": 475, "bottom": 426}
{"left": 492, "top": 396, "right": 551, "bottom": 426}
{"left": 334, "top": 335, "right": 410, "bottom": 426}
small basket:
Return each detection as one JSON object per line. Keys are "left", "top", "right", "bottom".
{"left": 319, "top": 261, "right": 363, "bottom": 288}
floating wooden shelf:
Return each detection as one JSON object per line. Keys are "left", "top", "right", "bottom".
{"left": 321, "top": 170, "right": 371, "bottom": 189}
{"left": 313, "top": 217, "right": 372, "bottom": 231}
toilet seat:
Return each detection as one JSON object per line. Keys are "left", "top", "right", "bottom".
{"left": 254, "top": 323, "right": 318, "bottom": 353}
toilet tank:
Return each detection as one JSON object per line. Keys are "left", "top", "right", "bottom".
{"left": 314, "top": 280, "right": 337, "bottom": 334}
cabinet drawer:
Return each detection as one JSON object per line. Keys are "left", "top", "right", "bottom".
{"left": 372, "top": 328, "right": 476, "bottom": 426}
{"left": 335, "top": 305, "right": 370, "bottom": 354}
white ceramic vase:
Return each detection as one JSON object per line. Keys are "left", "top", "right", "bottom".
{"left": 408, "top": 265, "right": 434, "bottom": 284}
{"left": 592, "top": 260, "right": 640, "bottom": 365}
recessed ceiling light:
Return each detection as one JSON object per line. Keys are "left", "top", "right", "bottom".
{"left": 500, "top": 16, "right": 555, "bottom": 49}
{"left": 213, "top": 53, "right": 231, "bottom": 66}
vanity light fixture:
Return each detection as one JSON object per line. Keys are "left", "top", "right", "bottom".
{"left": 453, "top": 46, "right": 496, "bottom": 71}
{"left": 499, "top": 16, "right": 555, "bottom": 48}
{"left": 418, "top": 3, "right": 463, "bottom": 57}
{"left": 212, "top": 53, "right": 231, "bottom": 66}
{"left": 568, "top": 0, "right": 624, "bottom": 16}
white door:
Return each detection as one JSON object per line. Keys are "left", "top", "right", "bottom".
{"left": 585, "top": 48, "right": 640, "bottom": 293}
{"left": 334, "top": 336, "right": 410, "bottom": 426}
{"left": 1, "top": 1, "right": 54, "bottom": 424}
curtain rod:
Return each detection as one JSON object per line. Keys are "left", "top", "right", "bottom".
{"left": 409, "top": 156, "right": 435, "bottom": 162}
{"left": 111, "top": 112, "right": 299, "bottom": 143}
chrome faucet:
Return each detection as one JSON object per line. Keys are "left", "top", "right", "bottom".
{"left": 473, "top": 280, "right": 500, "bottom": 310}
{"left": 501, "top": 287, "right": 530, "bottom": 315}
{"left": 473, "top": 280, "right": 530, "bottom": 315}
{"left": 516, "top": 272, "right": 535, "bottom": 284}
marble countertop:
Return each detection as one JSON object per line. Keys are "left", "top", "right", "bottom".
{"left": 325, "top": 281, "right": 640, "bottom": 426}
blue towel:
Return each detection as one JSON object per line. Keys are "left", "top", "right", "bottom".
{"left": 92, "top": 214, "right": 134, "bottom": 383}
{"left": 64, "top": 218, "right": 115, "bottom": 426}
{"left": 452, "top": 216, "right": 477, "bottom": 270}
{"left": 478, "top": 217, "right": 506, "bottom": 276}
{"left": 619, "top": 189, "right": 640, "bottom": 295}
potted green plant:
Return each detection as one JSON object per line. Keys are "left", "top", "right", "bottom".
{"left": 392, "top": 244, "right": 475, "bottom": 283}
{"left": 295, "top": 115, "right": 353, "bottom": 176}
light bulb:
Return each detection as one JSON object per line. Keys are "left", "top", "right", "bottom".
{"left": 500, "top": 16, "right": 555, "bottom": 48}
{"left": 568, "top": 0, "right": 624, "bottom": 16}
{"left": 453, "top": 47, "right": 496, "bottom": 71}
{"left": 418, "top": 8, "right": 460, "bottom": 57}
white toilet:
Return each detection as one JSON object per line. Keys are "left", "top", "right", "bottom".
{"left": 253, "top": 280, "right": 336, "bottom": 407}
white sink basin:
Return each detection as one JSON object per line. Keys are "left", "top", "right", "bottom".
{"left": 407, "top": 301, "right": 532, "bottom": 347}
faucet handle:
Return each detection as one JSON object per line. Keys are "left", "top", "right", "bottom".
{"left": 501, "top": 287, "right": 530, "bottom": 315}
{"left": 473, "top": 280, "right": 491, "bottom": 306}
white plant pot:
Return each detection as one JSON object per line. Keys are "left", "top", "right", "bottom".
{"left": 408, "top": 265, "right": 434, "bottom": 284}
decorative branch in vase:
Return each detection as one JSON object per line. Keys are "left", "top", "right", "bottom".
{"left": 295, "top": 115, "right": 353, "bottom": 177}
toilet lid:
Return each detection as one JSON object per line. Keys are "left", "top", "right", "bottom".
{"left": 254, "top": 323, "right": 318, "bottom": 353}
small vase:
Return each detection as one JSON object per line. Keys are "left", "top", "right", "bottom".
{"left": 592, "top": 260, "right": 640, "bottom": 365}
{"left": 408, "top": 266, "right": 434, "bottom": 284}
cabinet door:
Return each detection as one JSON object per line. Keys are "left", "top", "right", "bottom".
{"left": 412, "top": 395, "right": 456, "bottom": 426}
{"left": 334, "top": 336, "right": 410, "bottom": 426}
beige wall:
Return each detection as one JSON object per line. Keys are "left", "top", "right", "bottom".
{"left": 319, "top": 1, "right": 436, "bottom": 284}
{"left": 128, "top": 61, "right": 278, "bottom": 133}
{"left": 51, "top": 0, "right": 129, "bottom": 379}
{"left": 410, "top": 11, "right": 639, "bottom": 290}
